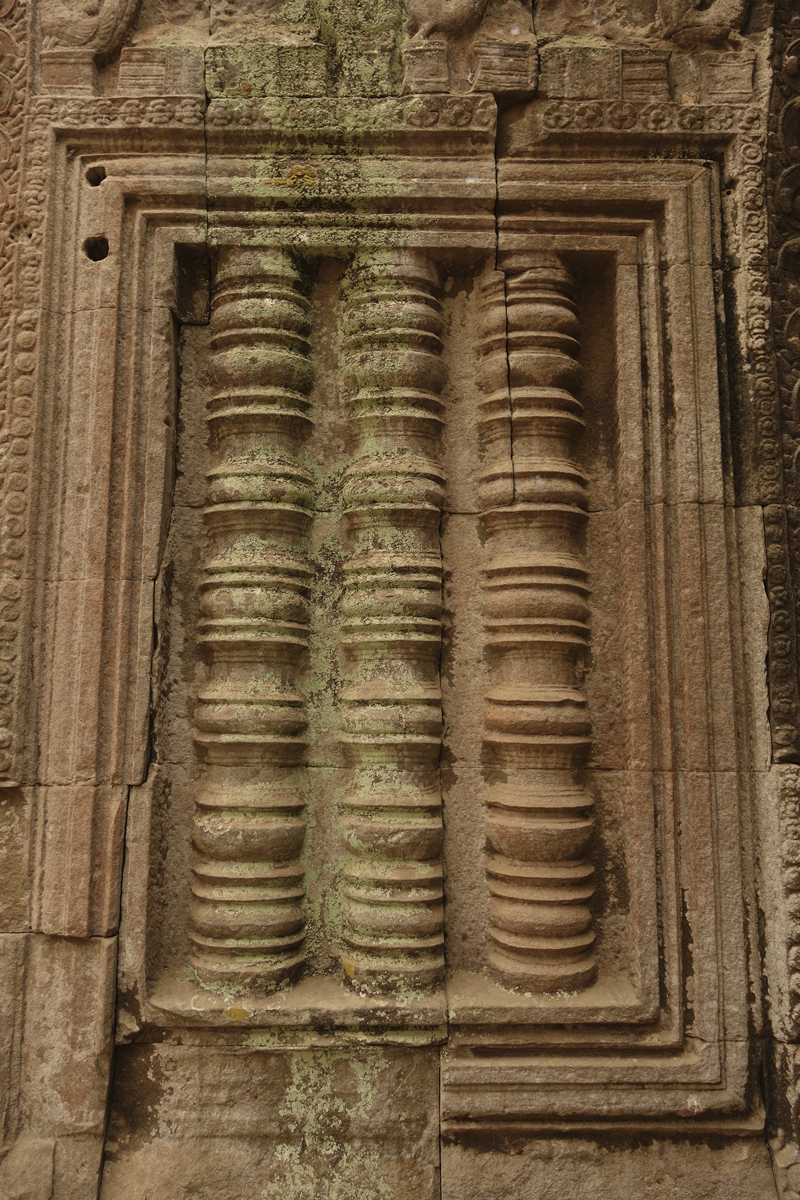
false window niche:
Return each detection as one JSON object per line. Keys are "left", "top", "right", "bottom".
{"left": 144, "top": 241, "right": 663, "bottom": 1032}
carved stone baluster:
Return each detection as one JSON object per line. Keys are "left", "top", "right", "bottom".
{"left": 477, "top": 270, "right": 514, "bottom": 508}
{"left": 338, "top": 250, "right": 447, "bottom": 994}
{"left": 480, "top": 254, "right": 597, "bottom": 993}
{"left": 188, "top": 247, "right": 314, "bottom": 990}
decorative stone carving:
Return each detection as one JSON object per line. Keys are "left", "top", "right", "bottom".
{"left": 479, "top": 256, "right": 596, "bottom": 993}
{"left": 39, "top": 0, "right": 141, "bottom": 94}
{"left": 40, "top": 0, "right": 139, "bottom": 57}
{"left": 759, "top": 0, "right": 800, "bottom": 1174}
{"left": 765, "top": 29, "right": 800, "bottom": 772}
{"left": 188, "top": 247, "right": 313, "bottom": 990}
{"left": 404, "top": 0, "right": 490, "bottom": 42}
{"left": 657, "top": 0, "right": 751, "bottom": 42}
{"left": 402, "top": 0, "right": 537, "bottom": 94}
{"left": 0, "top": 0, "right": 28, "bottom": 790}
{"left": 338, "top": 250, "right": 446, "bottom": 994}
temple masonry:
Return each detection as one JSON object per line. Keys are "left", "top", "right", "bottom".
{"left": 6, "top": 0, "right": 800, "bottom": 1195}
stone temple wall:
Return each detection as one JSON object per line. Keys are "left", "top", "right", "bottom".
{"left": 1, "top": 0, "right": 800, "bottom": 1196}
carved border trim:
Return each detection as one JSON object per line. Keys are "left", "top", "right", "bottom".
{"left": 763, "top": 24, "right": 800, "bottom": 766}
{"left": 0, "top": 0, "right": 29, "bottom": 783}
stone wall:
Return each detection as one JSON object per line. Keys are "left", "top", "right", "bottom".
{"left": 0, "top": 0, "right": 794, "bottom": 1197}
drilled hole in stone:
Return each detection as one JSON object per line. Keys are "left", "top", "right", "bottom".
{"left": 84, "top": 236, "right": 109, "bottom": 261}
{"left": 85, "top": 165, "right": 106, "bottom": 187}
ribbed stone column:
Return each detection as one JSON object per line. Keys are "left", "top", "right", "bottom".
{"left": 188, "top": 247, "right": 314, "bottom": 990}
{"left": 479, "top": 254, "right": 597, "bottom": 992}
{"left": 337, "top": 250, "right": 447, "bottom": 994}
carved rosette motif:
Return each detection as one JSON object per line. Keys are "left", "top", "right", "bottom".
{"left": 337, "top": 250, "right": 446, "bottom": 994}
{"left": 479, "top": 256, "right": 597, "bottom": 992}
{"left": 188, "top": 247, "right": 314, "bottom": 989}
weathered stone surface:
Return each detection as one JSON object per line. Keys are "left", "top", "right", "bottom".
{"left": 0, "top": 790, "right": 32, "bottom": 931}
{"left": 100, "top": 1046, "right": 440, "bottom": 1200}
{"left": 0, "top": 0, "right": 796, "bottom": 1194}
{"left": 21, "top": 936, "right": 116, "bottom": 1140}
{"left": 441, "top": 1137, "right": 778, "bottom": 1200}
{"left": 0, "top": 1136, "right": 55, "bottom": 1200}
{"left": 0, "top": 935, "right": 115, "bottom": 1198}
{"left": 0, "top": 935, "right": 25, "bottom": 1145}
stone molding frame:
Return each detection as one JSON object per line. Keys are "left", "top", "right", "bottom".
{"left": 28, "top": 118, "right": 206, "bottom": 942}
{"left": 5, "top": 79, "right": 770, "bottom": 1146}
{"left": 757, "top": 0, "right": 800, "bottom": 1179}
{"left": 444, "top": 157, "right": 758, "bottom": 1126}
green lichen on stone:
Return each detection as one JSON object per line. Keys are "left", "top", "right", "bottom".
{"left": 260, "top": 1049, "right": 397, "bottom": 1200}
{"left": 185, "top": 963, "right": 255, "bottom": 1001}
{"left": 308, "top": 0, "right": 405, "bottom": 95}
{"left": 307, "top": 529, "right": 346, "bottom": 741}
{"left": 206, "top": 44, "right": 329, "bottom": 98}
{"left": 204, "top": 0, "right": 405, "bottom": 100}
